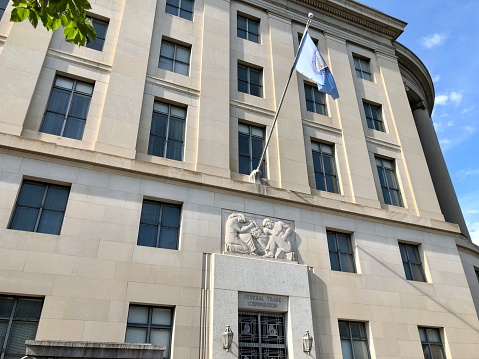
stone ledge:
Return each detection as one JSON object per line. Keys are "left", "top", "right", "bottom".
{"left": 25, "top": 341, "right": 164, "bottom": 359}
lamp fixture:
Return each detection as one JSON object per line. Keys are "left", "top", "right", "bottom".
{"left": 222, "top": 325, "right": 234, "bottom": 352}
{"left": 302, "top": 330, "right": 313, "bottom": 354}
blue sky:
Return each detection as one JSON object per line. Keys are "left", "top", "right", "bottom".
{"left": 355, "top": 1, "right": 479, "bottom": 245}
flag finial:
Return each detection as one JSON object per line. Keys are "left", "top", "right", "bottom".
{"left": 308, "top": 13, "right": 314, "bottom": 19}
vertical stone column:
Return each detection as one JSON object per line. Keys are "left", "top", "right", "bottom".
{"left": 268, "top": 13, "right": 310, "bottom": 193}
{"left": 412, "top": 102, "right": 470, "bottom": 239}
{"left": 94, "top": 0, "right": 157, "bottom": 158}
{"left": 0, "top": 21, "right": 52, "bottom": 135}
{"left": 195, "top": 0, "right": 231, "bottom": 177}
{"left": 325, "top": 33, "right": 381, "bottom": 208}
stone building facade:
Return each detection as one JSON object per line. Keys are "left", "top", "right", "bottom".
{"left": 0, "top": 0, "right": 479, "bottom": 358}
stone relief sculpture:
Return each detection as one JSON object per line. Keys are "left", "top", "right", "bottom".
{"left": 224, "top": 213, "right": 295, "bottom": 261}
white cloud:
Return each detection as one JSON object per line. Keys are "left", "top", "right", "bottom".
{"left": 435, "top": 91, "right": 463, "bottom": 106}
{"left": 461, "top": 106, "right": 474, "bottom": 115}
{"left": 432, "top": 75, "right": 441, "bottom": 82}
{"left": 455, "top": 169, "right": 479, "bottom": 181}
{"left": 421, "top": 33, "right": 448, "bottom": 49}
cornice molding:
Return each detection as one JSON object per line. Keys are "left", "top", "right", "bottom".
{"left": 230, "top": 99, "right": 275, "bottom": 118}
{"left": 0, "top": 34, "right": 7, "bottom": 45}
{"left": 365, "top": 136, "right": 402, "bottom": 153}
{"left": 46, "top": 49, "right": 112, "bottom": 72}
{"left": 302, "top": 118, "right": 342, "bottom": 136}
{"left": 146, "top": 76, "right": 200, "bottom": 97}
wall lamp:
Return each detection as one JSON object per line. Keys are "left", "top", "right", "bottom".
{"left": 222, "top": 325, "right": 234, "bottom": 352}
{"left": 302, "top": 330, "right": 313, "bottom": 354}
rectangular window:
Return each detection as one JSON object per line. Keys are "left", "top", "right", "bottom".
{"left": 419, "top": 327, "right": 446, "bottom": 359}
{"left": 137, "top": 200, "right": 181, "bottom": 250}
{"left": 363, "top": 102, "right": 384, "bottom": 132}
{"left": 0, "top": 0, "right": 8, "bottom": 20}
{"left": 237, "top": 14, "right": 260, "bottom": 43}
{"left": 327, "top": 231, "right": 355, "bottom": 273}
{"left": 86, "top": 17, "right": 108, "bottom": 51}
{"left": 165, "top": 0, "right": 194, "bottom": 21}
{"left": 238, "top": 123, "right": 265, "bottom": 176}
{"left": 0, "top": 296, "right": 43, "bottom": 359}
{"left": 159, "top": 40, "right": 191, "bottom": 76}
{"left": 8, "top": 180, "right": 70, "bottom": 235}
{"left": 353, "top": 56, "right": 372, "bottom": 81}
{"left": 375, "top": 157, "right": 403, "bottom": 207}
{"left": 238, "top": 312, "right": 286, "bottom": 358}
{"left": 339, "top": 321, "right": 370, "bottom": 359}
{"left": 312, "top": 142, "right": 340, "bottom": 193}
{"left": 238, "top": 64, "right": 263, "bottom": 97}
{"left": 399, "top": 242, "right": 426, "bottom": 282}
{"left": 125, "top": 305, "right": 173, "bottom": 358}
{"left": 305, "top": 83, "right": 327, "bottom": 116}
{"left": 475, "top": 268, "right": 479, "bottom": 284}
{"left": 148, "top": 102, "right": 186, "bottom": 161}
{"left": 40, "top": 76, "right": 94, "bottom": 140}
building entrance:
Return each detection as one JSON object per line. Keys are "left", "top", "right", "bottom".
{"left": 238, "top": 311, "right": 287, "bottom": 359}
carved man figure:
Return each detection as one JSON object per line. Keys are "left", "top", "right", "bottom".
{"left": 225, "top": 213, "right": 258, "bottom": 255}
{"left": 262, "top": 218, "right": 293, "bottom": 259}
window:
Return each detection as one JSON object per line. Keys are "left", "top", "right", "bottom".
{"left": 327, "top": 231, "right": 355, "bottom": 273}
{"left": 312, "top": 142, "right": 339, "bottom": 193}
{"left": 399, "top": 243, "right": 426, "bottom": 282}
{"left": 353, "top": 56, "right": 372, "bottom": 81}
{"left": 238, "top": 123, "right": 265, "bottom": 176}
{"left": 0, "top": 0, "right": 8, "bottom": 20}
{"left": 0, "top": 296, "right": 43, "bottom": 359}
{"left": 125, "top": 305, "right": 173, "bottom": 358}
{"left": 238, "top": 64, "right": 262, "bottom": 97}
{"left": 475, "top": 268, "right": 479, "bottom": 284}
{"left": 237, "top": 14, "right": 260, "bottom": 43}
{"left": 148, "top": 102, "right": 186, "bottom": 161}
{"left": 137, "top": 200, "right": 181, "bottom": 250}
{"left": 298, "top": 33, "right": 318, "bottom": 47}
{"left": 363, "top": 102, "right": 384, "bottom": 132}
{"left": 305, "top": 83, "right": 327, "bottom": 115}
{"left": 238, "top": 312, "right": 286, "bottom": 358}
{"left": 159, "top": 40, "right": 191, "bottom": 76}
{"left": 419, "top": 327, "right": 446, "bottom": 359}
{"left": 375, "top": 157, "right": 403, "bottom": 207}
{"left": 339, "top": 321, "right": 370, "bottom": 359}
{"left": 165, "top": 0, "right": 193, "bottom": 20}
{"left": 9, "top": 180, "right": 70, "bottom": 235}
{"left": 86, "top": 17, "right": 108, "bottom": 51}
{"left": 40, "top": 76, "right": 94, "bottom": 140}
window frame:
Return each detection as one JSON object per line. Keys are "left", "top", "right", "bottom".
{"left": 418, "top": 327, "right": 446, "bottom": 359}
{"left": 8, "top": 180, "right": 70, "bottom": 235}
{"left": 237, "top": 14, "right": 260, "bottom": 43}
{"left": 158, "top": 40, "right": 191, "bottom": 76}
{"left": 327, "top": 231, "right": 356, "bottom": 273}
{"left": 338, "top": 320, "right": 371, "bottom": 359}
{"left": 165, "top": 0, "right": 194, "bottom": 21}
{"left": 0, "top": 295, "right": 44, "bottom": 359}
{"left": 137, "top": 200, "right": 182, "bottom": 250}
{"left": 148, "top": 101, "right": 186, "bottom": 161}
{"left": 237, "top": 63, "right": 263, "bottom": 97}
{"left": 311, "top": 141, "right": 340, "bottom": 194}
{"left": 399, "top": 242, "right": 427, "bottom": 282}
{"left": 125, "top": 305, "right": 174, "bottom": 359}
{"left": 85, "top": 16, "right": 109, "bottom": 51}
{"left": 304, "top": 83, "right": 328, "bottom": 116}
{"left": 238, "top": 122, "right": 266, "bottom": 176}
{"left": 375, "top": 157, "right": 404, "bottom": 207}
{"left": 363, "top": 102, "right": 385, "bottom": 132}
{"left": 0, "top": 0, "right": 8, "bottom": 21}
{"left": 475, "top": 267, "right": 479, "bottom": 284}
{"left": 40, "top": 76, "right": 94, "bottom": 140}
{"left": 353, "top": 55, "right": 373, "bottom": 81}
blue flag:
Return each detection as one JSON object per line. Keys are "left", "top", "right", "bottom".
{"left": 294, "top": 32, "right": 339, "bottom": 100}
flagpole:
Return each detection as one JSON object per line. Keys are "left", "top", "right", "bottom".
{"left": 249, "top": 13, "right": 314, "bottom": 183}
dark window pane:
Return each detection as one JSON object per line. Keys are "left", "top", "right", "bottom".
{"left": 175, "top": 62, "right": 189, "bottom": 76}
{"left": 69, "top": 94, "right": 90, "bottom": 119}
{"left": 352, "top": 341, "right": 369, "bottom": 359}
{"left": 329, "top": 251, "right": 340, "bottom": 271}
{"left": 406, "top": 245, "right": 421, "bottom": 264}
{"left": 5, "top": 322, "right": 38, "bottom": 357}
{"left": 238, "top": 134, "right": 250, "bottom": 156}
{"left": 340, "top": 253, "right": 355, "bottom": 273}
{"left": 237, "top": 28, "right": 247, "bottom": 39}
{"left": 17, "top": 183, "right": 45, "bottom": 207}
{"left": 37, "top": 210, "right": 64, "bottom": 234}
{"left": 248, "top": 20, "right": 259, "bottom": 35}
{"left": 14, "top": 298, "right": 43, "bottom": 319}
{"left": 337, "top": 234, "right": 351, "bottom": 253}
{"left": 47, "top": 89, "right": 70, "bottom": 114}
{"left": 41, "top": 112, "right": 65, "bottom": 136}
{"left": 140, "top": 202, "right": 160, "bottom": 225}
{"left": 251, "top": 137, "right": 263, "bottom": 158}
{"left": 165, "top": 4, "right": 177, "bottom": 16}
{"left": 250, "top": 84, "right": 261, "bottom": 97}
{"left": 350, "top": 322, "right": 366, "bottom": 339}
{"left": 148, "top": 136, "right": 166, "bottom": 157}
{"left": 151, "top": 113, "right": 168, "bottom": 136}
{"left": 179, "top": 9, "right": 192, "bottom": 20}
{"left": 43, "top": 187, "right": 69, "bottom": 211}
{"left": 137, "top": 224, "right": 158, "bottom": 247}
{"left": 0, "top": 321, "right": 7, "bottom": 349}
{"left": 159, "top": 227, "right": 179, "bottom": 249}
{"left": 63, "top": 117, "right": 85, "bottom": 140}
{"left": 166, "top": 140, "right": 183, "bottom": 161}
{"left": 327, "top": 232, "right": 337, "bottom": 251}
{"left": 249, "top": 33, "right": 259, "bottom": 43}
{"left": 168, "top": 118, "right": 185, "bottom": 141}
{"left": 239, "top": 156, "right": 250, "bottom": 175}
{"left": 314, "top": 172, "right": 325, "bottom": 191}
{"left": 159, "top": 57, "right": 174, "bottom": 71}
{"left": 0, "top": 297, "right": 15, "bottom": 317}
{"left": 125, "top": 327, "right": 148, "bottom": 343}
{"left": 399, "top": 244, "right": 408, "bottom": 262}
{"left": 340, "top": 340, "right": 354, "bottom": 359}
{"left": 238, "top": 66, "right": 248, "bottom": 81}
{"left": 175, "top": 46, "right": 190, "bottom": 63}
{"left": 182, "top": 0, "right": 194, "bottom": 12}
{"left": 10, "top": 207, "right": 39, "bottom": 232}
{"left": 161, "top": 205, "right": 181, "bottom": 227}
{"left": 403, "top": 262, "right": 412, "bottom": 280}
{"left": 238, "top": 81, "right": 248, "bottom": 93}
{"left": 411, "top": 264, "right": 425, "bottom": 282}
